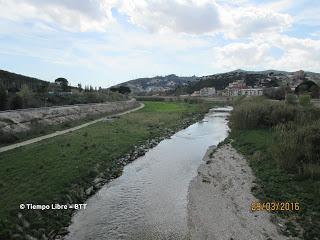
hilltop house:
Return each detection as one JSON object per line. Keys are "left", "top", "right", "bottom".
{"left": 224, "top": 80, "right": 263, "bottom": 96}
{"left": 200, "top": 87, "right": 216, "bottom": 96}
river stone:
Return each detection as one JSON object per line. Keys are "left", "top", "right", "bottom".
{"left": 85, "top": 186, "right": 94, "bottom": 196}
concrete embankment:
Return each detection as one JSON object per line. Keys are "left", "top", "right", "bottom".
{"left": 0, "top": 99, "right": 138, "bottom": 134}
{"left": 187, "top": 144, "right": 287, "bottom": 240}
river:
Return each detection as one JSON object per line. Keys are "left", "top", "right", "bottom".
{"left": 66, "top": 107, "right": 231, "bottom": 240}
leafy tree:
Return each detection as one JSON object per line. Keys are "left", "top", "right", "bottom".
{"left": 77, "top": 83, "right": 83, "bottom": 92}
{"left": 110, "top": 86, "right": 131, "bottom": 95}
{"left": 17, "top": 84, "right": 35, "bottom": 108}
{"left": 310, "top": 84, "right": 319, "bottom": 98}
{"left": 55, "top": 78, "right": 69, "bottom": 92}
{"left": 10, "top": 95, "right": 23, "bottom": 109}
{"left": 0, "top": 84, "right": 7, "bottom": 110}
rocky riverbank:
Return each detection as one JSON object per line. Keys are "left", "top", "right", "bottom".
{"left": 187, "top": 144, "right": 288, "bottom": 240}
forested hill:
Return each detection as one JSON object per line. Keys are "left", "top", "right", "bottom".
{"left": 181, "top": 69, "right": 320, "bottom": 94}
{"left": 0, "top": 69, "right": 49, "bottom": 92}
{"left": 115, "top": 74, "right": 198, "bottom": 94}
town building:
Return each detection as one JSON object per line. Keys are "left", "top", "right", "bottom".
{"left": 191, "top": 91, "right": 200, "bottom": 96}
{"left": 224, "top": 80, "right": 263, "bottom": 96}
{"left": 199, "top": 87, "right": 216, "bottom": 96}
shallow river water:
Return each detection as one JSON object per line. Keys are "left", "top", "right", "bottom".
{"left": 66, "top": 107, "right": 231, "bottom": 240}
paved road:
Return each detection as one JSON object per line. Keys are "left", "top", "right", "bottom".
{"left": 0, "top": 103, "right": 144, "bottom": 154}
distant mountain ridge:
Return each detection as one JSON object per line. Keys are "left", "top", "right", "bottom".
{"left": 115, "top": 74, "right": 198, "bottom": 94}
{"left": 181, "top": 69, "right": 320, "bottom": 94}
{"left": 114, "top": 70, "right": 320, "bottom": 95}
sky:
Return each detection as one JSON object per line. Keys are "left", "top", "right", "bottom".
{"left": 0, "top": 0, "right": 320, "bottom": 88}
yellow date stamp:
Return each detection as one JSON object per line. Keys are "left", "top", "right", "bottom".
{"left": 251, "top": 201, "right": 300, "bottom": 212}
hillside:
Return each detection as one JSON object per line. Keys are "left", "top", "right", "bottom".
{"left": 0, "top": 69, "right": 49, "bottom": 92}
{"left": 115, "top": 74, "right": 198, "bottom": 94}
{"left": 183, "top": 70, "right": 320, "bottom": 94}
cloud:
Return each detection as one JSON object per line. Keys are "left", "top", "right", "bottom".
{"left": 0, "top": 0, "right": 116, "bottom": 31}
{"left": 119, "top": 0, "right": 221, "bottom": 34}
{"left": 0, "top": 0, "right": 293, "bottom": 37}
{"left": 212, "top": 33, "right": 320, "bottom": 72}
{"left": 212, "top": 41, "right": 271, "bottom": 69}
{"left": 222, "top": 6, "right": 292, "bottom": 39}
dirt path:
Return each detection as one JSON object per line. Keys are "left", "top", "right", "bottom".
{"left": 0, "top": 103, "right": 144, "bottom": 153}
{"left": 188, "top": 144, "right": 287, "bottom": 240}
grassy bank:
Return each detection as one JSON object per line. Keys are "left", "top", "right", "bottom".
{"left": 230, "top": 98, "right": 320, "bottom": 239}
{"left": 0, "top": 101, "right": 215, "bottom": 239}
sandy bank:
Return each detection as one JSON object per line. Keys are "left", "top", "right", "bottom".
{"left": 187, "top": 144, "right": 287, "bottom": 240}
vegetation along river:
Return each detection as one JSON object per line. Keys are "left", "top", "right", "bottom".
{"left": 66, "top": 107, "right": 231, "bottom": 240}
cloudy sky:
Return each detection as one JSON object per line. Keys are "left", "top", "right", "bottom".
{"left": 0, "top": 0, "right": 319, "bottom": 87}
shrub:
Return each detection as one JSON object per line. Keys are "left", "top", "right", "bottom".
{"left": 230, "top": 100, "right": 293, "bottom": 130}
{"left": 0, "top": 132, "right": 18, "bottom": 144}
{"left": 0, "top": 84, "right": 7, "bottom": 110}
{"left": 230, "top": 98, "right": 320, "bottom": 130}
{"left": 10, "top": 95, "right": 23, "bottom": 109}
{"left": 299, "top": 94, "right": 311, "bottom": 106}
{"left": 273, "top": 121, "right": 320, "bottom": 175}
{"left": 285, "top": 93, "right": 298, "bottom": 105}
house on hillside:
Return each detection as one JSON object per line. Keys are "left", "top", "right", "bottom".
{"left": 199, "top": 87, "right": 216, "bottom": 97}
{"left": 224, "top": 79, "right": 263, "bottom": 96}
{"left": 191, "top": 91, "right": 200, "bottom": 96}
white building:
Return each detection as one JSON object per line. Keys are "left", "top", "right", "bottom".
{"left": 225, "top": 88, "right": 263, "bottom": 96}
{"left": 199, "top": 87, "right": 216, "bottom": 96}
{"left": 191, "top": 91, "right": 200, "bottom": 96}
{"left": 241, "top": 88, "right": 263, "bottom": 96}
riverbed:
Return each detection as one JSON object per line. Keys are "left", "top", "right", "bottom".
{"left": 66, "top": 107, "right": 231, "bottom": 240}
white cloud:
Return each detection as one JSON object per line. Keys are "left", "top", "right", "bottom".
{"left": 119, "top": 0, "right": 221, "bottom": 34}
{"left": 212, "top": 41, "right": 271, "bottom": 69}
{"left": 221, "top": 6, "right": 292, "bottom": 39}
{"left": 0, "top": 0, "right": 116, "bottom": 31}
{"left": 267, "top": 34, "right": 320, "bottom": 71}
{"left": 212, "top": 33, "right": 320, "bottom": 72}
{"left": 0, "top": 0, "right": 294, "bottom": 37}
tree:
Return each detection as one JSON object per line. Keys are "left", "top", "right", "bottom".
{"left": 310, "top": 84, "right": 319, "bottom": 98}
{"left": 17, "top": 84, "right": 34, "bottom": 108}
{"left": 10, "top": 95, "right": 23, "bottom": 109}
{"left": 110, "top": 86, "right": 131, "bottom": 95}
{"left": 55, "top": 78, "right": 69, "bottom": 92}
{"left": 77, "top": 83, "right": 83, "bottom": 92}
{"left": 0, "top": 83, "right": 7, "bottom": 110}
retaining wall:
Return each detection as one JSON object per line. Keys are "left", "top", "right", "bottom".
{"left": 0, "top": 99, "right": 139, "bottom": 134}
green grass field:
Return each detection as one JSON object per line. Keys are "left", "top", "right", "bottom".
{"left": 0, "top": 101, "right": 213, "bottom": 239}
{"left": 231, "top": 130, "right": 320, "bottom": 239}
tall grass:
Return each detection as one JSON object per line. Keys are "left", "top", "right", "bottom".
{"left": 273, "top": 121, "right": 320, "bottom": 176}
{"left": 230, "top": 97, "right": 320, "bottom": 176}
{"left": 230, "top": 98, "right": 320, "bottom": 130}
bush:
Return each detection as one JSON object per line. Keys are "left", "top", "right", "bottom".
{"left": 0, "top": 84, "right": 7, "bottom": 110}
{"left": 299, "top": 94, "right": 311, "bottom": 106}
{"left": 230, "top": 100, "right": 294, "bottom": 130}
{"left": 285, "top": 93, "right": 298, "bottom": 105}
{"left": 230, "top": 98, "right": 320, "bottom": 130}
{"left": 273, "top": 121, "right": 320, "bottom": 175}
{"left": 10, "top": 95, "right": 23, "bottom": 109}
{"left": 0, "top": 132, "right": 18, "bottom": 144}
